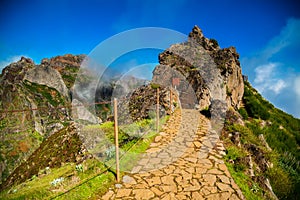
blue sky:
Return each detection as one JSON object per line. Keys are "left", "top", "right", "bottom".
{"left": 0, "top": 0, "right": 299, "bottom": 117}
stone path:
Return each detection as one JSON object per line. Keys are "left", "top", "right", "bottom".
{"left": 101, "top": 109, "right": 244, "bottom": 200}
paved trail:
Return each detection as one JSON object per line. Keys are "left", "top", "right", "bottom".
{"left": 101, "top": 109, "right": 244, "bottom": 200}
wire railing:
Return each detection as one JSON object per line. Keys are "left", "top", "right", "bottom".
{"left": 1, "top": 88, "right": 170, "bottom": 198}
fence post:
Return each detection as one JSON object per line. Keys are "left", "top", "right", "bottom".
{"left": 156, "top": 87, "right": 160, "bottom": 132}
{"left": 170, "top": 87, "right": 172, "bottom": 112}
{"left": 113, "top": 98, "right": 120, "bottom": 182}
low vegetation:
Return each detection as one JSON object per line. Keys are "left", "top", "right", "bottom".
{"left": 0, "top": 112, "right": 170, "bottom": 199}
{"left": 223, "top": 81, "right": 300, "bottom": 200}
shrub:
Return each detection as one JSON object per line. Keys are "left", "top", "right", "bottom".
{"left": 104, "top": 146, "right": 116, "bottom": 161}
{"left": 150, "top": 83, "right": 160, "bottom": 89}
{"left": 244, "top": 95, "right": 270, "bottom": 120}
{"left": 224, "top": 146, "right": 246, "bottom": 162}
{"left": 209, "top": 38, "right": 219, "bottom": 48}
{"left": 267, "top": 165, "right": 293, "bottom": 199}
{"left": 238, "top": 108, "right": 248, "bottom": 120}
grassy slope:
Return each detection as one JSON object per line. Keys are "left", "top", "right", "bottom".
{"left": 0, "top": 113, "right": 170, "bottom": 199}
{"left": 0, "top": 80, "right": 71, "bottom": 183}
{"left": 223, "top": 81, "right": 300, "bottom": 200}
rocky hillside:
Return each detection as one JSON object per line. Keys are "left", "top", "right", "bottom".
{"left": 223, "top": 81, "right": 300, "bottom": 200}
{"left": 0, "top": 123, "right": 85, "bottom": 191}
{"left": 0, "top": 55, "right": 84, "bottom": 183}
{"left": 129, "top": 25, "right": 244, "bottom": 122}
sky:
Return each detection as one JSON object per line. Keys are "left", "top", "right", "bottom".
{"left": 0, "top": 0, "right": 299, "bottom": 117}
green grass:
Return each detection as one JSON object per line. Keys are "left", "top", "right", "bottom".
{"left": 0, "top": 159, "right": 115, "bottom": 200}
{"left": 0, "top": 112, "right": 171, "bottom": 199}
{"left": 0, "top": 163, "right": 74, "bottom": 199}
{"left": 100, "top": 115, "right": 170, "bottom": 172}
{"left": 62, "top": 74, "right": 76, "bottom": 88}
{"left": 226, "top": 163, "right": 264, "bottom": 200}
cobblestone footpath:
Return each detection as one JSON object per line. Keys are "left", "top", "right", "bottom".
{"left": 100, "top": 109, "right": 244, "bottom": 200}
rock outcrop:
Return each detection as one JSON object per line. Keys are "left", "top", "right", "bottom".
{"left": 24, "top": 64, "right": 69, "bottom": 99}
{"left": 212, "top": 46, "right": 244, "bottom": 109}
{"left": 0, "top": 54, "right": 83, "bottom": 184}
{"left": 117, "top": 84, "right": 179, "bottom": 123}
{"left": 0, "top": 57, "right": 34, "bottom": 85}
{"left": 189, "top": 25, "right": 244, "bottom": 109}
{"left": 72, "top": 99, "right": 100, "bottom": 124}
{"left": 152, "top": 25, "right": 244, "bottom": 112}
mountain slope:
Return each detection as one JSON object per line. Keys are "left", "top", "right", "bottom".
{"left": 0, "top": 55, "right": 83, "bottom": 183}
{"left": 223, "top": 81, "right": 300, "bottom": 200}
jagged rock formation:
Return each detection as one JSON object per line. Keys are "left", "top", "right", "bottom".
{"left": 0, "top": 55, "right": 83, "bottom": 184}
{"left": 43, "top": 54, "right": 85, "bottom": 89}
{"left": 153, "top": 25, "right": 244, "bottom": 112}
{"left": 189, "top": 26, "right": 244, "bottom": 109}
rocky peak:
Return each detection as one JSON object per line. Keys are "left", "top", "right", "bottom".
{"left": 48, "top": 54, "right": 85, "bottom": 69}
{"left": 0, "top": 57, "right": 34, "bottom": 84}
{"left": 188, "top": 25, "right": 220, "bottom": 51}
{"left": 153, "top": 25, "right": 244, "bottom": 111}
{"left": 189, "top": 25, "right": 205, "bottom": 41}
{"left": 20, "top": 56, "right": 34, "bottom": 64}
{"left": 41, "top": 54, "right": 84, "bottom": 74}
{"left": 47, "top": 54, "right": 85, "bottom": 88}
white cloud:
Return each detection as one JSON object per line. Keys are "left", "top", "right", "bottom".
{"left": 294, "top": 76, "right": 300, "bottom": 118}
{"left": 0, "top": 55, "right": 27, "bottom": 71}
{"left": 270, "top": 79, "right": 287, "bottom": 94}
{"left": 294, "top": 76, "right": 300, "bottom": 97}
{"left": 261, "top": 18, "right": 300, "bottom": 60}
{"left": 254, "top": 63, "right": 287, "bottom": 94}
{"left": 254, "top": 63, "right": 276, "bottom": 84}
{"left": 242, "top": 18, "right": 300, "bottom": 118}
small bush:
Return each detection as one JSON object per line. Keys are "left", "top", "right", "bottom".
{"left": 104, "top": 146, "right": 115, "bottom": 161}
{"left": 50, "top": 177, "right": 64, "bottom": 187}
{"left": 224, "top": 146, "right": 246, "bottom": 162}
{"left": 209, "top": 38, "right": 219, "bottom": 48}
{"left": 267, "top": 165, "right": 293, "bottom": 199}
{"left": 150, "top": 83, "right": 160, "bottom": 89}
{"left": 238, "top": 108, "right": 248, "bottom": 120}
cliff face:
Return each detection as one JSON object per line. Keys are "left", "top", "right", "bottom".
{"left": 24, "top": 64, "right": 69, "bottom": 99}
{"left": 212, "top": 46, "right": 244, "bottom": 109}
{"left": 153, "top": 25, "right": 244, "bottom": 111}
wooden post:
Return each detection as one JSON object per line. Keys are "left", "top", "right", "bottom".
{"left": 156, "top": 87, "right": 160, "bottom": 132}
{"left": 113, "top": 98, "right": 120, "bottom": 182}
{"left": 169, "top": 87, "right": 172, "bottom": 112}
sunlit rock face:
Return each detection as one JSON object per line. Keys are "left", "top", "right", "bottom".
{"left": 153, "top": 25, "right": 244, "bottom": 111}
